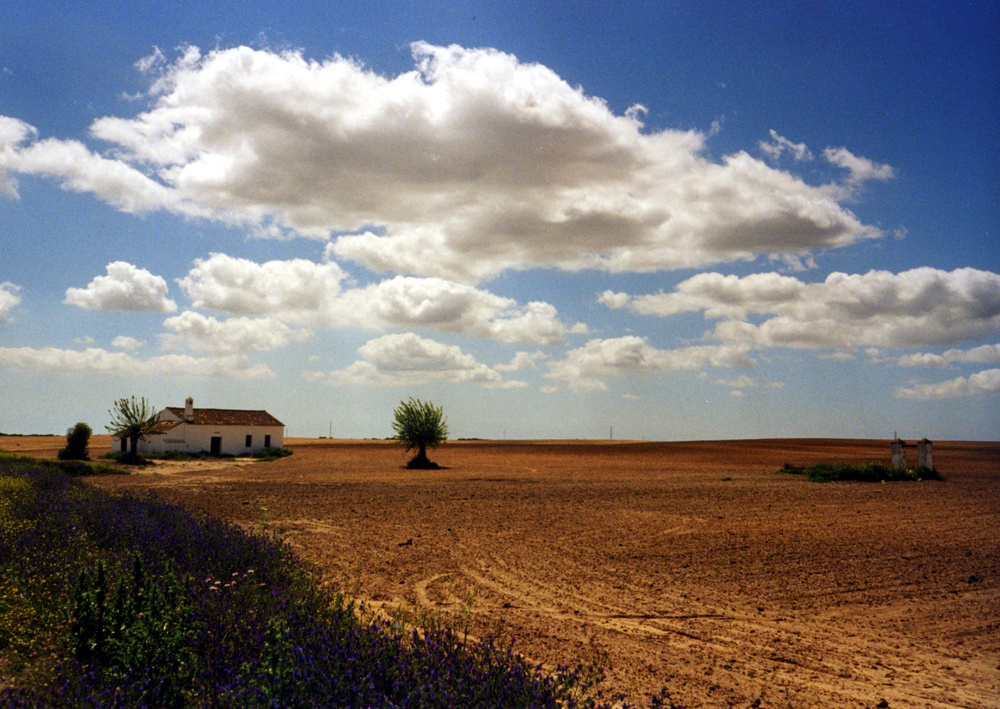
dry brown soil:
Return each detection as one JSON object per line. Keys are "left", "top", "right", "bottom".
{"left": 11, "top": 435, "right": 1000, "bottom": 708}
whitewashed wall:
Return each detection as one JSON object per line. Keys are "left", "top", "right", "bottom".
{"left": 116, "top": 424, "right": 284, "bottom": 456}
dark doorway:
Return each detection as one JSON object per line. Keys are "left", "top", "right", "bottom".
{"left": 210, "top": 436, "right": 222, "bottom": 456}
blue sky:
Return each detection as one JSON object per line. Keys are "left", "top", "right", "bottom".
{"left": 1, "top": 1, "right": 997, "bottom": 440}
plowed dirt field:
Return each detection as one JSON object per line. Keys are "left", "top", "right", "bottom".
{"left": 19, "top": 436, "right": 999, "bottom": 708}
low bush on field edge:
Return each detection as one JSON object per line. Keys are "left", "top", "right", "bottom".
{"left": 101, "top": 447, "right": 294, "bottom": 464}
{"left": 0, "top": 451, "right": 124, "bottom": 477}
{"left": 249, "top": 447, "right": 294, "bottom": 462}
{"left": 779, "top": 461, "right": 942, "bottom": 482}
{"left": 0, "top": 456, "right": 681, "bottom": 709}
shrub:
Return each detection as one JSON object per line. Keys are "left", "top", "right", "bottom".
{"left": 57, "top": 422, "right": 91, "bottom": 461}
{"left": 101, "top": 450, "right": 154, "bottom": 466}
{"left": 249, "top": 447, "right": 294, "bottom": 462}
{"left": 780, "top": 461, "right": 942, "bottom": 482}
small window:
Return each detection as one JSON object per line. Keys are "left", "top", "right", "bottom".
{"left": 245, "top": 434, "right": 253, "bottom": 448}
{"left": 264, "top": 435, "right": 271, "bottom": 449}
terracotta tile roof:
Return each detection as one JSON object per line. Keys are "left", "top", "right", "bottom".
{"left": 148, "top": 420, "right": 182, "bottom": 434}
{"left": 164, "top": 407, "right": 284, "bottom": 427}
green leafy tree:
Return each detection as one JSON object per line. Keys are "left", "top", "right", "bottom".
{"left": 391, "top": 398, "right": 448, "bottom": 469}
{"left": 58, "top": 422, "right": 92, "bottom": 460}
{"left": 106, "top": 396, "right": 159, "bottom": 460}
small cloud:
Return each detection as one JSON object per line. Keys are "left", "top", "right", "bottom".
{"left": 818, "top": 351, "right": 856, "bottom": 361}
{"left": 313, "top": 332, "right": 519, "bottom": 388}
{"left": 0, "top": 282, "right": 22, "bottom": 322}
{"left": 715, "top": 374, "right": 756, "bottom": 389}
{"left": 823, "top": 146, "right": 894, "bottom": 185}
{"left": 897, "top": 352, "right": 947, "bottom": 368}
{"left": 65, "top": 262, "right": 177, "bottom": 313}
{"left": 0, "top": 117, "right": 38, "bottom": 199}
{"left": 111, "top": 335, "right": 144, "bottom": 350}
{"left": 135, "top": 46, "right": 166, "bottom": 75}
{"left": 760, "top": 130, "right": 813, "bottom": 162}
{"left": 496, "top": 350, "right": 547, "bottom": 372}
{"left": 624, "top": 103, "right": 648, "bottom": 124}
{"left": 769, "top": 253, "right": 817, "bottom": 272}
{"left": 598, "top": 290, "right": 631, "bottom": 309}
{"left": 622, "top": 394, "right": 640, "bottom": 400}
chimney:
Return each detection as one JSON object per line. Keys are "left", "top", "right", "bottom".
{"left": 185, "top": 396, "right": 194, "bottom": 422}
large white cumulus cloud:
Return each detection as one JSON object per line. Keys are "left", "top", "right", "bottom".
{"left": 545, "top": 336, "right": 754, "bottom": 393}
{"left": 177, "top": 253, "right": 581, "bottom": 345}
{"left": 306, "top": 332, "right": 524, "bottom": 388}
{"left": 160, "top": 312, "right": 312, "bottom": 353}
{"left": 897, "top": 344, "right": 1000, "bottom": 368}
{"left": 178, "top": 254, "right": 347, "bottom": 320}
{"left": 1, "top": 43, "right": 888, "bottom": 281}
{"left": 603, "top": 267, "right": 1000, "bottom": 350}
{"left": 896, "top": 368, "right": 1000, "bottom": 399}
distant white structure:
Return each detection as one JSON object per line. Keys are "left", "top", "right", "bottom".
{"left": 891, "top": 436, "right": 907, "bottom": 471}
{"left": 918, "top": 438, "right": 934, "bottom": 470}
{"left": 112, "top": 397, "right": 284, "bottom": 456}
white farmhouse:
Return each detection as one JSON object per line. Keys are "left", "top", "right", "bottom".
{"left": 113, "top": 397, "right": 284, "bottom": 457}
